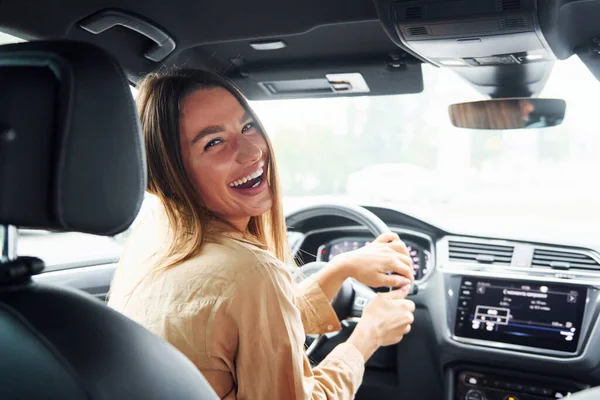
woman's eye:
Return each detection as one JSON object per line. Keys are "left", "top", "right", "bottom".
{"left": 204, "top": 138, "right": 223, "bottom": 151}
{"left": 241, "top": 122, "right": 256, "bottom": 133}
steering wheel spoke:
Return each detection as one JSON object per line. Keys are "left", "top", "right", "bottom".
{"left": 349, "top": 279, "right": 376, "bottom": 318}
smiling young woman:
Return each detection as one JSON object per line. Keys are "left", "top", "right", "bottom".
{"left": 134, "top": 70, "right": 289, "bottom": 269}
{"left": 108, "top": 68, "right": 415, "bottom": 400}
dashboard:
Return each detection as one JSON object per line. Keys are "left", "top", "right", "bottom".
{"left": 288, "top": 206, "right": 600, "bottom": 400}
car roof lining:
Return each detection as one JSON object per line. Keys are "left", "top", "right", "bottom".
{"left": 2, "top": 0, "right": 600, "bottom": 98}
{"left": 0, "top": 0, "right": 399, "bottom": 80}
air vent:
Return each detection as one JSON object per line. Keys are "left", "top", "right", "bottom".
{"left": 449, "top": 241, "right": 514, "bottom": 265}
{"left": 532, "top": 249, "right": 600, "bottom": 271}
{"left": 406, "top": 26, "right": 428, "bottom": 36}
{"left": 405, "top": 6, "right": 423, "bottom": 19}
{"left": 500, "top": 17, "right": 529, "bottom": 29}
{"left": 500, "top": 0, "right": 521, "bottom": 11}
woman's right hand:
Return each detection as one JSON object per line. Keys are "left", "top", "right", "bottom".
{"left": 347, "top": 286, "right": 415, "bottom": 361}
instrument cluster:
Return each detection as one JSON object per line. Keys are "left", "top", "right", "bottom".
{"left": 317, "top": 236, "right": 432, "bottom": 280}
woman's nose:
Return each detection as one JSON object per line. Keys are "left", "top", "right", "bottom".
{"left": 235, "top": 135, "right": 263, "bottom": 164}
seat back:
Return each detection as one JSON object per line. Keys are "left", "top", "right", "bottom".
{"left": 0, "top": 41, "right": 218, "bottom": 400}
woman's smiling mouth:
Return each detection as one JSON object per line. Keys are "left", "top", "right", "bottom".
{"left": 229, "top": 161, "right": 265, "bottom": 189}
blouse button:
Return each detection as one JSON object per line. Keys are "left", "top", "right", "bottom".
{"left": 327, "top": 324, "right": 334, "bottom": 330}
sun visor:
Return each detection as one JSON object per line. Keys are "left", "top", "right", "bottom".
{"left": 227, "top": 59, "right": 423, "bottom": 100}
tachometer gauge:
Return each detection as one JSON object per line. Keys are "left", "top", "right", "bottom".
{"left": 423, "top": 250, "right": 432, "bottom": 277}
{"left": 407, "top": 244, "right": 421, "bottom": 279}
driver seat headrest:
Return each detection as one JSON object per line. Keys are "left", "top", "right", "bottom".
{"left": 0, "top": 40, "right": 146, "bottom": 236}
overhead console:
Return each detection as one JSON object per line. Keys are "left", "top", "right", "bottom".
{"left": 372, "top": 0, "right": 571, "bottom": 97}
{"left": 387, "top": 0, "right": 555, "bottom": 68}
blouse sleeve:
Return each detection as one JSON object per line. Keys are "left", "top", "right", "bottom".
{"left": 295, "top": 276, "right": 342, "bottom": 335}
{"left": 205, "top": 262, "right": 365, "bottom": 400}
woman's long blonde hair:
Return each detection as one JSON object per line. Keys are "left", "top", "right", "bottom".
{"left": 136, "top": 68, "right": 291, "bottom": 272}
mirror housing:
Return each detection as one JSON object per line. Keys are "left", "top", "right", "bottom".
{"left": 449, "top": 98, "right": 566, "bottom": 130}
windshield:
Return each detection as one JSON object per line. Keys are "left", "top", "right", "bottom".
{"left": 251, "top": 58, "right": 600, "bottom": 246}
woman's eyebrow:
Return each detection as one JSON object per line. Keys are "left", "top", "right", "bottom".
{"left": 240, "top": 111, "right": 252, "bottom": 123}
{"left": 191, "top": 125, "right": 225, "bottom": 144}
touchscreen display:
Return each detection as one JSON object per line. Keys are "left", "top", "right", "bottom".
{"left": 454, "top": 278, "right": 587, "bottom": 352}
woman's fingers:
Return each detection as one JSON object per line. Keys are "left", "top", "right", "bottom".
{"left": 386, "top": 240, "right": 410, "bottom": 256}
{"left": 374, "top": 232, "right": 400, "bottom": 244}
{"left": 381, "top": 273, "right": 412, "bottom": 288}
{"left": 388, "top": 255, "right": 414, "bottom": 281}
{"left": 383, "top": 288, "right": 413, "bottom": 301}
{"left": 401, "top": 299, "right": 416, "bottom": 313}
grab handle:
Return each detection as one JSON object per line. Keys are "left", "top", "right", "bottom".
{"left": 79, "top": 9, "right": 176, "bottom": 62}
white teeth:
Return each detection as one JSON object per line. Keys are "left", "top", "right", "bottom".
{"left": 229, "top": 167, "right": 264, "bottom": 188}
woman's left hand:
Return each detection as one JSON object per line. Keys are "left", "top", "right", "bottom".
{"left": 331, "top": 232, "right": 414, "bottom": 289}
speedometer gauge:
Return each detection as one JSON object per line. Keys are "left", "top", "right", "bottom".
{"left": 328, "top": 240, "right": 370, "bottom": 261}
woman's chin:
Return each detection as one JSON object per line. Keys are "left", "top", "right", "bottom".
{"left": 250, "top": 199, "right": 273, "bottom": 217}
{"left": 220, "top": 199, "right": 273, "bottom": 221}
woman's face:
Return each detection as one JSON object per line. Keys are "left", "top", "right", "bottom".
{"left": 179, "top": 87, "right": 272, "bottom": 229}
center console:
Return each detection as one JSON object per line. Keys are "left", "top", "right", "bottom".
{"left": 453, "top": 277, "right": 587, "bottom": 354}
{"left": 443, "top": 272, "right": 600, "bottom": 400}
{"left": 445, "top": 274, "right": 600, "bottom": 357}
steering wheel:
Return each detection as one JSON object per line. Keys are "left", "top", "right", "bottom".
{"left": 286, "top": 204, "right": 415, "bottom": 357}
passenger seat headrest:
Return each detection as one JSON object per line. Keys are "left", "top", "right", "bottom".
{"left": 0, "top": 41, "right": 146, "bottom": 236}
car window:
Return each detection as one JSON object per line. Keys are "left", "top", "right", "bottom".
{"left": 0, "top": 31, "right": 25, "bottom": 45}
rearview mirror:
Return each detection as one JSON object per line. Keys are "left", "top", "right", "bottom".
{"left": 448, "top": 98, "right": 566, "bottom": 130}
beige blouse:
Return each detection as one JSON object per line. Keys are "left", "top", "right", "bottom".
{"left": 108, "top": 201, "right": 365, "bottom": 399}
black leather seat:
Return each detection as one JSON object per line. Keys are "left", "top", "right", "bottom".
{"left": 0, "top": 41, "right": 219, "bottom": 400}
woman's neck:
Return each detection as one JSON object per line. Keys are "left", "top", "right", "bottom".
{"left": 210, "top": 217, "right": 250, "bottom": 235}
{"left": 227, "top": 217, "right": 250, "bottom": 232}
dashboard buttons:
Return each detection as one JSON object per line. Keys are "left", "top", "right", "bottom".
{"left": 525, "top": 386, "right": 543, "bottom": 395}
{"left": 467, "top": 376, "right": 478, "bottom": 385}
{"left": 458, "top": 370, "right": 580, "bottom": 400}
{"left": 465, "top": 389, "right": 485, "bottom": 400}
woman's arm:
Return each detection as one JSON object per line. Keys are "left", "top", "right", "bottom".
{"left": 207, "top": 262, "right": 366, "bottom": 400}
{"left": 309, "top": 257, "right": 351, "bottom": 301}
{"left": 295, "top": 274, "right": 344, "bottom": 334}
